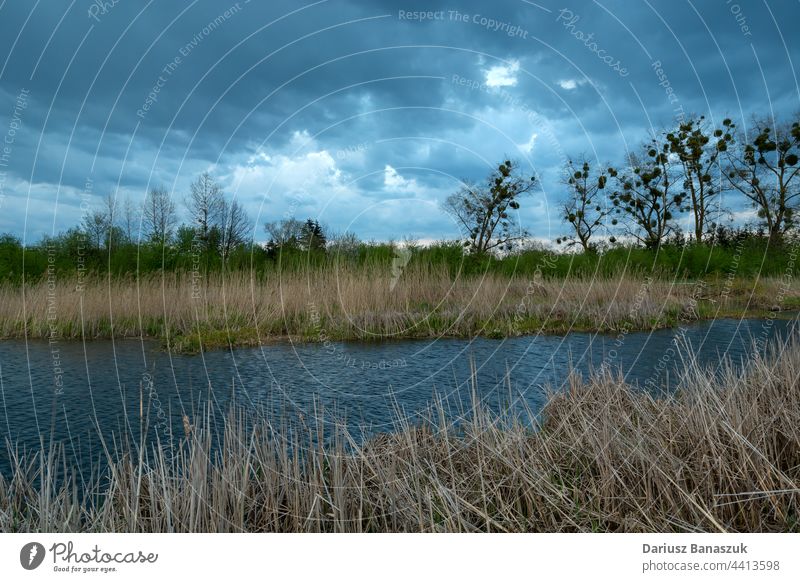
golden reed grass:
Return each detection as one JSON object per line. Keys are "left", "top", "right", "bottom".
{"left": 1, "top": 266, "right": 795, "bottom": 347}
{"left": 1, "top": 335, "right": 799, "bottom": 532}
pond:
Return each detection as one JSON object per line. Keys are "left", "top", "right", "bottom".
{"left": 0, "top": 316, "right": 796, "bottom": 476}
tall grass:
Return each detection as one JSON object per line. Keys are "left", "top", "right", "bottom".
{"left": 2, "top": 336, "right": 799, "bottom": 532}
{"left": 2, "top": 266, "right": 796, "bottom": 348}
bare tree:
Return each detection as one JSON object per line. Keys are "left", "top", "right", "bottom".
{"left": 557, "top": 159, "right": 611, "bottom": 252}
{"left": 142, "top": 186, "right": 177, "bottom": 245}
{"left": 81, "top": 209, "right": 109, "bottom": 250}
{"left": 121, "top": 195, "right": 139, "bottom": 243}
{"left": 102, "top": 193, "right": 117, "bottom": 229}
{"left": 264, "top": 218, "right": 304, "bottom": 248}
{"left": 219, "top": 199, "right": 252, "bottom": 259}
{"left": 723, "top": 117, "right": 800, "bottom": 241}
{"left": 443, "top": 160, "right": 537, "bottom": 254}
{"left": 327, "top": 230, "right": 361, "bottom": 261}
{"left": 80, "top": 192, "right": 125, "bottom": 250}
{"left": 186, "top": 172, "right": 224, "bottom": 247}
{"left": 100, "top": 192, "right": 129, "bottom": 249}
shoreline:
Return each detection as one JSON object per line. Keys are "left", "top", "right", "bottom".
{"left": 2, "top": 309, "right": 797, "bottom": 353}
{"left": 2, "top": 271, "right": 799, "bottom": 352}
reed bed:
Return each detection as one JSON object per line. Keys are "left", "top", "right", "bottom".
{"left": 1, "top": 336, "right": 799, "bottom": 532}
{"left": 1, "top": 266, "right": 795, "bottom": 349}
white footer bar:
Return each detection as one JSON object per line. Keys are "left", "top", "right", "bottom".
{"left": 1, "top": 533, "right": 798, "bottom": 581}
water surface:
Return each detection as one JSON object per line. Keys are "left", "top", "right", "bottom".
{"left": 0, "top": 317, "right": 795, "bottom": 476}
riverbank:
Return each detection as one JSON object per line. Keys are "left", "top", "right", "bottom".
{"left": 2, "top": 333, "right": 798, "bottom": 533}
{"left": 0, "top": 268, "right": 800, "bottom": 352}
{"left": 1, "top": 267, "right": 799, "bottom": 352}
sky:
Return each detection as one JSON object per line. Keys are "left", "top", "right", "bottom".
{"left": 0, "top": 0, "right": 798, "bottom": 244}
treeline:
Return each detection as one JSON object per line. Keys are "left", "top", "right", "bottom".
{"left": 1, "top": 224, "right": 795, "bottom": 283}
{"left": 420, "top": 115, "right": 800, "bottom": 256}
{"left": 1, "top": 113, "right": 799, "bottom": 283}
{"left": 556, "top": 115, "right": 800, "bottom": 251}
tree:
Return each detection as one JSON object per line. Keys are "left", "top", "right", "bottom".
{"left": 327, "top": 230, "right": 360, "bottom": 261}
{"left": 556, "top": 159, "right": 611, "bottom": 252}
{"left": 81, "top": 209, "right": 110, "bottom": 250}
{"left": 723, "top": 117, "right": 800, "bottom": 242}
{"left": 186, "top": 172, "right": 223, "bottom": 249}
{"left": 609, "top": 140, "right": 686, "bottom": 249}
{"left": 0, "top": 233, "right": 23, "bottom": 280}
{"left": 219, "top": 199, "right": 252, "bottom": 259}
{"left": 443, "top": 160, "right": 536, "bottom": 254}
{"left": 142, "top": 186, "right": 177, "bottom": 245}
{"left": 665, "top": 116, "right": 730, "bottom": 242}
{"left": 78, "top": 192, "right": 121, "bottom": 250}
{"left": 121, "top": 195, "right": 139, "bottom": 243}
{"left": 264, "top": 218, "right": 304, "bottom": 249}
{"left": 101, "top": 192, "right": 127, "bottom": 249}
{"left": 174, "top": 224, "right": 199, "bottom": 254}
{"left": 298, "top": 219, "right": 326, "bottom": 252}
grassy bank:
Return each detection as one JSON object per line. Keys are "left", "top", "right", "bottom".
{"left": 1, "top": 265, "right": 799, "bottom": 351}
{"left": 2, "top": 335, "right": 799, "bottom": 532}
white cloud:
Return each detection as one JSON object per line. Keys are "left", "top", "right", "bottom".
{"left": 246, "top": 150, "right": 271, "bottom": 164}
{"left": 229, "top": 148, "right": 344, "bottom": 199}
{"left": 221, "top": 141, "right": 357, "bottom": 239}
{"left": 288, "top": 129, "right": 318, "bottom": 151}
{"left": 383, "top": 164, "right": 417, "bottom": 192}
{"left": 484, "top": 60, "right": 520, "bottom": 88}
{"left": 517, "top": 132, "right": 538, "bottom": 154}
{"left": 221, "top": 142, "right": 445, "bottom": 242}
{"left": 557, "top": 78, "right": 587, "bottom": 90}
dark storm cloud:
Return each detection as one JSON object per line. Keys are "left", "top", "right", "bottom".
{"left": 0, "top": 0, "right": 798, "bottom": 241}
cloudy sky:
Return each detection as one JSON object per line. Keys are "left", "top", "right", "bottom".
{"left": 0, "top": 0, "right": 798, "bottom": 244}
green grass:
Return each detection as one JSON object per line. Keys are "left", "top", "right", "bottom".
{"left": 3, "top": 230, "right": 799, "bottom": 284}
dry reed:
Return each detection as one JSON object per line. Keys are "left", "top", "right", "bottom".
{"left": 1, "top": 334, "right": 799, "bottom": 533}
{"left": 1, "top": 267, "right": 794, "bottom": 349}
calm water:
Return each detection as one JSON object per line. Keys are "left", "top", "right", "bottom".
{"left": 0, "top": 317, "right": 796, "bottom": 476}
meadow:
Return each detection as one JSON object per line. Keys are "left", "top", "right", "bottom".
{"left": 2, "top": 235, "right": 800, "bottom": 350}
{"left": 2, "top": 266, "right": 799, "bottom": 352}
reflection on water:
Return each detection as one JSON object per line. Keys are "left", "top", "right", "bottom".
{"left": 0, "top": 317, "right": 796, "bottom": 475}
